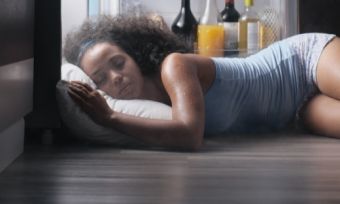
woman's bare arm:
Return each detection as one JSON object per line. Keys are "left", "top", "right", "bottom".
{"left": 68, "top": 53, "right": 214, "bottom": 150}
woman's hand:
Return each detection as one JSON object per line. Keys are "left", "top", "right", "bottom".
{"left": 67, "top": 81, "right": 114, "bottom": 126}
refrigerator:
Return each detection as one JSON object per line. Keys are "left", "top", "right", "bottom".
{"left": 86, "top": 0, "right": 299, "bottom": 38}
{"left": 62, "top": 0, "right": 340, "bottom": 55}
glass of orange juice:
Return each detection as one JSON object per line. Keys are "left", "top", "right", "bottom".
{"left": 197, "top": 24, "right": 224, "bottom": 57}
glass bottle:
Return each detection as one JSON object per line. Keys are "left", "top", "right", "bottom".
{"left": 258, "top": 3, "right": 280, "bottom": 49}
{"left": 171, "top": 0, "right": 198, "bottom": 49}
{"left": 198, "top": 0, "right": 224, "bottom": 57}
{"left": 221, "top": 0, "right": 240, "bottom": 55}
{"left": 238, "top": 0, "right": 260, "bottom": 52}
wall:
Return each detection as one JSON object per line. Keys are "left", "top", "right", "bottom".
{"left": 61, "top": 0, "right": 88, "bottom": 45}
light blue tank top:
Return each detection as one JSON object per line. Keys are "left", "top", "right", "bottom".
{"left": 204, "top": 39, "right": 317, "bottom": 135}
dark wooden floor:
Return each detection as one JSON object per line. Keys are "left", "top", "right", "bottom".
{"left": 1, "top": 132, "right": 340, "bottom": 204}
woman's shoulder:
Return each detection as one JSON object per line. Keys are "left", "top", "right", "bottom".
{"left": 161, "top": 53, "right": 214, "bottom": 75}
{"left": 162, "top": 53, "right": 214, "bottom": 69}
{"left": 161, "top": 53, "right": 216, "bottom": 93}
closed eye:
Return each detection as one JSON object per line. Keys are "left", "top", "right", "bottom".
{"left": 93, "top": 72, "right": 107, "bottom": 87}
{"left": 110, "top": 56, "right": 125, "bottom": 70}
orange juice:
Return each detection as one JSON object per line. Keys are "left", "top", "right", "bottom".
{"left": 197, "top": 24, "right": 224, "bottom": 57}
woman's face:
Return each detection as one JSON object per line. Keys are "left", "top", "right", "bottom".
{"left": 80, "top": 42, "right": 144, "bottom": 99}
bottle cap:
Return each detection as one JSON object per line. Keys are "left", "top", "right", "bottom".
{"left": 244, "top": 0, "right": 254, "bottom": 7}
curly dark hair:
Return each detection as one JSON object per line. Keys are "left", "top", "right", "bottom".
{"left": 63, "top": 14, "right": 191, "bottom": 75}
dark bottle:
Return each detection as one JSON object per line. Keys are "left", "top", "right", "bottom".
{"left": 221, "top": 0, "right": 240, "bottom": 55}
{"left": 221, "top": 0, "right": 240, "bottom": 22}
{"left": 171, "top": 0, "right": 198, "bottom": 50}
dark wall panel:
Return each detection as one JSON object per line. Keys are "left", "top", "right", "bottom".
{"left": 0, "top": 0, "right": 35, "bottom": 66}
{"left": 299, "top": 0, "right": 340, "bottom": 36}
{"left": 25, "top": 0, "right": 61, "bottom": 129}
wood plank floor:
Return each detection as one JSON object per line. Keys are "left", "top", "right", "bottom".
{"left": 1, "top": 132, "right": 340, "bottom": 204}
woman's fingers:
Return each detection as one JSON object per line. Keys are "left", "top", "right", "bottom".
{"left": 68, "top": 85, "right": 88, "bottom": 99}
{"left": 68, "top": 88, "right": 88, "bottom": 107}
{"left": 67, "top": 82, "right": 112, "bottom": 125}
{"left": 68, "top": 82, "right": 93, "bottom": 99}
{"left": 71, "top": 81, "right": 94, "bottom": 92}
{"left": 81, "top": 82, "right": 95, "bottom": 92}
{"left": 68, "top": 87, "right": 98, "bottom": 113}
{"left": 68, "top": 82, "right": 102, "bottom": 108}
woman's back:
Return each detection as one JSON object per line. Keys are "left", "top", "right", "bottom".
{"left": 204, "top": 35, "right": 328, "bottom": 135}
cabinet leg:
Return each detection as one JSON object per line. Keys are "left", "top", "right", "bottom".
{"left": 41, "top": 129, "right": 54, "bottom": 145}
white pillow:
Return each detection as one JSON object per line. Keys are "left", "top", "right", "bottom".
{"left": 56, "top": 63, "right": 172, "bottom": 146}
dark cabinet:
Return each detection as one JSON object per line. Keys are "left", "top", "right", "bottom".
{"left": 26, "top": 0, "right": 61, "bottom": 131}
{"left": 299, "top": 0, "right": 340, "bottom": 36}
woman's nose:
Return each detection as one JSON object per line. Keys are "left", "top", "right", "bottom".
{"left": 110, "top": 71, "right": 123, "bottom": 85}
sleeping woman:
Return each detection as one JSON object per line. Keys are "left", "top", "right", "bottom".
{"left": 64, "top": 15, "right": 340, "bottom": 150}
